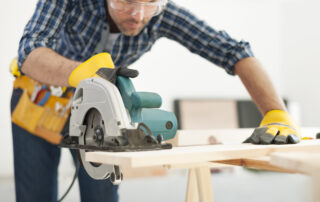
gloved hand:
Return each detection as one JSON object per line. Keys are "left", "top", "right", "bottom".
{"left": 244, "top": 110, "right": 301, "bottom": 144}
{"left": 69, "top": 52, "right": 138, "bottom": 87}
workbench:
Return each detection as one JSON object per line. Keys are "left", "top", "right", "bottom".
{"left": 85, "top": 128, "right": 320, "bottom": 202}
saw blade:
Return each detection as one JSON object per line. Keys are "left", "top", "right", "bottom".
{"left": 78, "top": 108, "right": 113, "bottom": 179}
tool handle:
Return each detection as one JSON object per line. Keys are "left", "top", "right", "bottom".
{"left": 131, "top": 92, "right": 162, "bottom": 108}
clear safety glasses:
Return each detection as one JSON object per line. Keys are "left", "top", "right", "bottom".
{"left": 108, "top": 0, "right": 168, "bottom": 18}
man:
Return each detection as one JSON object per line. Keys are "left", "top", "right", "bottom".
{"left": 12, "top": 0, "right": 300, "bottom": 201}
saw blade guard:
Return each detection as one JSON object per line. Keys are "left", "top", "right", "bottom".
{"left": 68, "top": 77, "right": 135, "bottom": 179}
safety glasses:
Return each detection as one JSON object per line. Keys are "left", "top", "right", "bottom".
{"left": 108, "top": 0, "right": 168, "bottom": 18}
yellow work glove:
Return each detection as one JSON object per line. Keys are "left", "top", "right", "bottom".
{"left": 69, "top": 52, "right": 139, "bottom": 87}
{"left": 244, "top": 110, "right": 301, "bottom": 144}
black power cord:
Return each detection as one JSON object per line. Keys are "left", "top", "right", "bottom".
{"left": 58, "top": 160, "right": 80, "bottom": 202}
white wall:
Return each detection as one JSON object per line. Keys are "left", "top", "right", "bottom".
{"left": 280, "top": 0, "right": 320, "bottom": 126}
{"left": 0, "top": 0, "right": 38, "bottom": 176}
{"left": 0, "top": 0, "right": 284, "bottom": 176}
{"left": 132, "top": 0, "right": 283, "bottom": 111}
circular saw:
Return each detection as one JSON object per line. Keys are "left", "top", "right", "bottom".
{"left": 59, "top": 74, "right": 177, "bottom": 184}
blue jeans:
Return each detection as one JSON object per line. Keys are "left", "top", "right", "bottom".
{"left": 11, "top": 89, "right": 119, "bottom": 202}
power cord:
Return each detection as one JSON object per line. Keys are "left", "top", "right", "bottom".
{"left": 58, "top": 160, "right": 80, "bottom": 202}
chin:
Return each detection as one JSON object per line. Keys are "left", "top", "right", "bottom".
{"left": 120, "top": 25, "right": 144, "bottom": 36}
{"left": 122, "top": 29, "right": 141, "bottom": 36}
{"left": 123, "top": 32, "right": 138, "bottom": 36}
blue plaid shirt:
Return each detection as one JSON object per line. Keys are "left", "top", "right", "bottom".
{"left": 18, "top": 0, "right": 254, "bottom": 75}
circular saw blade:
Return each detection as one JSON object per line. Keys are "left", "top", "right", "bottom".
{"left": 79, "top": 108, "right": 113, "bottom": 179}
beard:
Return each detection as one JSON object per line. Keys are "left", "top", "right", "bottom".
{"left": 115, "top": 16, "right": 151, "bottom": 36}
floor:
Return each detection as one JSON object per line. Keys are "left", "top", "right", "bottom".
{"left": 0, "top": 167, "right": 314, "bottom": 202}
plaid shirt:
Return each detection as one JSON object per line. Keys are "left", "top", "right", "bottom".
{"left": 18, "top": 0, "right": 254, "bottom": 75}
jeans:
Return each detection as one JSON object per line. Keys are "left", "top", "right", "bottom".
{"left": 11, "top": 88, "right": 119, "bottom": 202}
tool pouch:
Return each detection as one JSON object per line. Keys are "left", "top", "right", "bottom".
{"left": 11, "top": 76, "right": 71, "bottom": 144}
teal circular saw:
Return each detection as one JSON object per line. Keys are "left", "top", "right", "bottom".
{"left": 60, "top": 75, "right": 178, "bottom": 184}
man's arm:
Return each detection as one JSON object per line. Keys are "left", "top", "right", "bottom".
{"left": 159, "top": 1, "right": 254, "bottom": 76}
{"left": 158, "top": 2, "right": 300, "bottom": 144}
{"left": 18, "top": 0, "right": 74, "bottom": 86}
{"left": 235, "top": 57, "right": 300, "bottom": 144}
{"left": 21, "top": 47, "right": 81, "bottom": 86}
{"left": 233, "top": 57, "right": 286, "bottom": 115}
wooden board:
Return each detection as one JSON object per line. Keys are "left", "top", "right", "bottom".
{"left": 168, "top": 128, "right": 320, "bottom": 147}
{"left": 121, "top": 166, "right": 167, "bottom": 179}
{"left": 214, "top": 157, "right": 296, "bottom": 173}
{"left": 270, "top": 152, "right": 320, "bottom": 176}
{"left": 86, "top": 140, "right": 320, "bottom": 168}
{"left": 167, "top": 129, "right": 253, "bottom": 146}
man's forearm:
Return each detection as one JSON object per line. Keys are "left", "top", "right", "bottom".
{"left": 234, "top": 57, "right": 286, "bottom": 115}
{"left": 21, "top": 47, "right": 81, "bottom": 86}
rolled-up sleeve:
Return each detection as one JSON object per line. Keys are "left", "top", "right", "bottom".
{"left": 159, "top": 1, "right": 254, "bottom": 75}
{"left": 18, "top": 0, "right": 72, "bottom": 70}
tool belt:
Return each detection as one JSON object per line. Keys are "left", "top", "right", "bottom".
{"left": 11, "top": 75, "right": 73, "bottom": 145}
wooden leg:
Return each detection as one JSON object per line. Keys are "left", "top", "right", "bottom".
{"left": 185, "top": 165, "right": 214, "bottom": 202}
{"left": 195, "top": 165, "right": 214, "bottom": 202}
{"left": 186, "top": 168, "right": 199, "bottom": 202}
{"left": 312, "top": 176, "right": 320, "bottom": 201}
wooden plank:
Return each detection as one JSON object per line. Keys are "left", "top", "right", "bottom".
{"left": 269, "top": 152, "right": 320, "bottom": 176}
{"left": 214, "top": 157, "right": 296, "bottom": 173}
{"left": 168, "top": 128, "right": 320, "bottom": 147}
{"left": 167, "top": 129, "right": 253, "bottom": 146}
{"left": 121, "top": 166, "right": 167, "bottom": 179}
{"left": 86, "top": 140, "right": 320, "bottom": 168}
{"left": 163, "top": 162, "right": 213, "bottom": 170}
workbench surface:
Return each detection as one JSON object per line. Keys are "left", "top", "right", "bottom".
{"left": 86, "top": 139, "right": 320, "bottom": 168}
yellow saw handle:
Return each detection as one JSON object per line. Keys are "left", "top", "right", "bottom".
{"left": 68, "top": 53, "right": 115, "bottom": 87}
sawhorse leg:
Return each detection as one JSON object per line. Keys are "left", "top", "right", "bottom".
{"left": 186, "top": 165, "right": 214, "bottom": 202}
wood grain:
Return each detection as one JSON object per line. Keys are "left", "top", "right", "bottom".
{"left": 214, "top": 157, "right": 296, "bottom": 173}
{"left": 168, "top": 128, "right": 320, "bottom": 147}
{"left": 86, "top": 140, "right": 320, "bottom": 168}
{"left": 270, "top": 152, "right": 320, "bottom": 176}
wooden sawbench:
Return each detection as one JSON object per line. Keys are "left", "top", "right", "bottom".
{"left": 85, "top": 128, "right": 320, "bottom": 202}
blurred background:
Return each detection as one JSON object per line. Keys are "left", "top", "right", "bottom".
{"left": 1, "top": 0, "right": 320, "bottom": 201}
